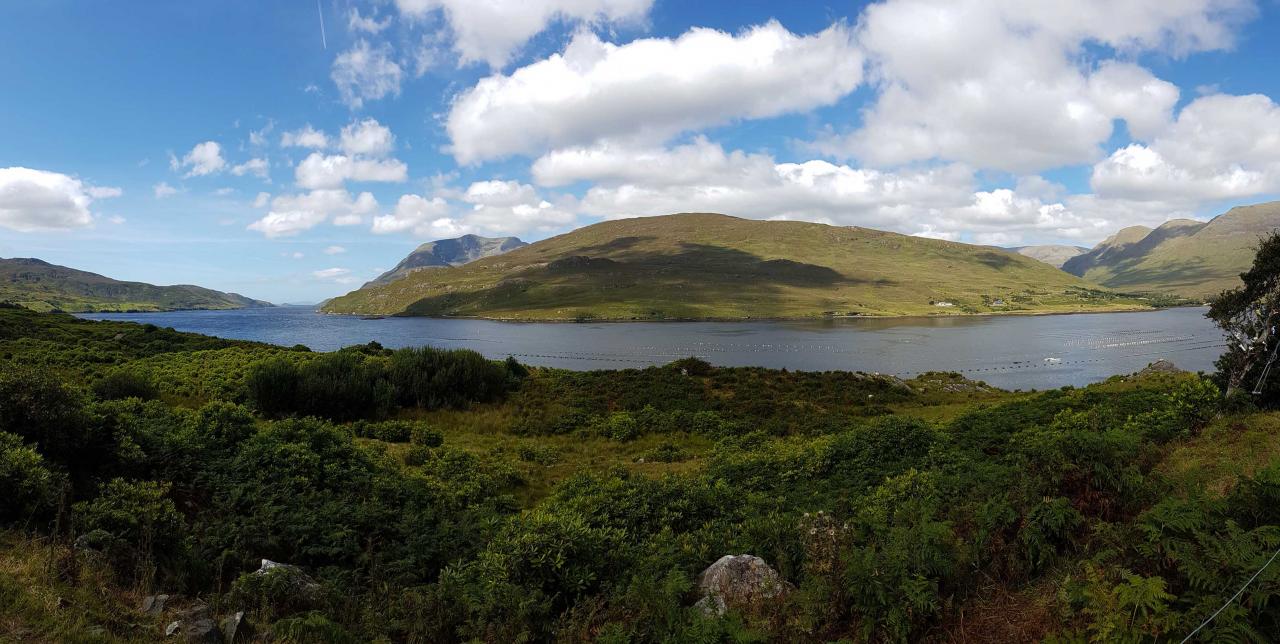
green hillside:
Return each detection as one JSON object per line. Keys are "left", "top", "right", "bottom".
{"left": 0, "top": 257, "right": 271, "bottom": 312}
{"left": 324, "top": 213, "right": 1150, "bottom": 319}
{"left": 1063, "top": 202, "right": 1280, "bottom": 299}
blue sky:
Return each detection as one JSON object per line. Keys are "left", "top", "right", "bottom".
{"left": 3, "top": 0, "right": 1280, "bottom": 303}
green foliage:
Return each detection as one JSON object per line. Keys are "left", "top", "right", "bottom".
{"left": 246, "top": 347, "right": 516, "bottom": 421}
{"left": 73, "top": 478, "right": 186, "bottom": 582}
{"left": 3, "top": 307, "right": 1275, "bottom": 642}
{"left": 270, "top": 611, "right": 358, "bottom": 643}
{"left": 92, "top": 367, "right": 158, "bottom": 401}
{"left": 0, "top": 432, "right": 58, "bottom": 523}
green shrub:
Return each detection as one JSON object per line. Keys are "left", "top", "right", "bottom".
{"left": 0, "top": 431, "right": 59, "bottom": 523}
{"left": 93, "top": 368, "right": 158, "bottom": 401}
{"left": 73, "top": 478, "right": 186, "bottom": 580}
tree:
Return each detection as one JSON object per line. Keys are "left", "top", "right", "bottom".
{"left": 1208, "top": 232, "right": 1280, "bottom": 400}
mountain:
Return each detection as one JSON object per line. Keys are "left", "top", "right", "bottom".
{"left": 0, "top": 258, "right": 272, "bottom": 312}
{"left": 1011, "top": 244, "right": 1089, "bottom": 268}
{"left": 366, "top": 234, "right": 528, "bottom": 287}
{"left": 1062, "top": 202, "right": 1280, "bottom": 299}
{"left": 322, "top": 213, "right": 1149, "bottom": 320}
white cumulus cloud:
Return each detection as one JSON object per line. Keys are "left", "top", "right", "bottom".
{"left": 0, "top": 167, "right": 104, "bottom": 232}
{"left": 446, "top": 21, "right": 862, "bottom": 163}
{"left": 295, "top": 153, "right": 408, "bottom": 190}
{"left": 231, "top": 158, "right": 270, "bottom": 180}
{"left": 339, "top": 118, "right": 395, "bottom": 157}
{"left": 394, "top": 0, "right": 654, "bottom": 68}
{"left": 811, "top": 0, "right": 1249, "bottom": 173}
{"left": 281, "top": 125, "right": 330, "bottom": 149}
{"left": 173, "top": 141, "right": 227, "bottom": 177}
{"left": 248, "top": 189, "right": 378, "bottom": 238}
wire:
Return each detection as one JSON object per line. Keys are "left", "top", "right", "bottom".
{"left": 1252, "top": 331, "right": 1280, "bottom": 395}
{"left": 1180, "top": 545, "right": 1280, "bottom": 643}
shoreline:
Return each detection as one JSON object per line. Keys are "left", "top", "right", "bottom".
{"left": 314, "top": 303, "right": 1204, "bottom": 325}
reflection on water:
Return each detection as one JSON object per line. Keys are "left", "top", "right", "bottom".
{"left": 81, "top": 306, "right": 1224, "bottom": 390}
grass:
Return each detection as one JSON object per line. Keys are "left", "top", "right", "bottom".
{"left": 323, "top": 213, "right": 1151, "bottom": 320}
{"left": 1158, "top": 411, "right": 1280, "bottom": 497}
{"left": 0, "top": 533, "right": 172, "bottom": 643}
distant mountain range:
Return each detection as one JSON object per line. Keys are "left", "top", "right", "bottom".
{"left": 366, "top": 234, "right": 528, "bottom": 287}
{"left": 323, "top": 213, "right": 1149, "bottom": 320}
{"left": 1011, "top": 245, "right": 1089, "bottom": 268}
{"left": 1061, "top": 201, "right": 1280, "bottom": 299}
{"left": 0, "top": 258, "right": 271, "bottom": 312}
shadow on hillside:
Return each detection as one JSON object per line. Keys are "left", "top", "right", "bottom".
{"left": 975, "top": 251, "right": 1016, "bottom": 270}
{"left": 573, "top": 236, "right": 657, "bottom": 254}
{"left": 402, "top": 243, "right": 886, "bottom": 317}
{"left": 1101, "top": 257, "right": 1221, "bottom": 290}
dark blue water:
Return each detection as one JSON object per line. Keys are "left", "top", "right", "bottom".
{"left": 81, "top": 306, "right": 1224, "bottom": 390}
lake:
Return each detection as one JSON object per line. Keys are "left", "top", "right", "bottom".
{"left": 80, "top": 306, "right": 1225, "bottom": 390}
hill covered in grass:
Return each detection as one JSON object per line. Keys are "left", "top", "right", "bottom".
{"left": 324, "top": 213, "right": 1149, "bottom": 319}
{"left": 1063, "top": 201, "right": 1280, "bottom": 299}
{"left": 366, "top": 233, "right": 527, "bottom": 287}
{"left": 0, "top": 257, "right": 271, "bottom": 312}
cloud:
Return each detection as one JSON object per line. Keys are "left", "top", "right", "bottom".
{"left": 247, "top": 189, "right": 378, "bottom": 237}
{"left": 331, "top": 40, "right": 403, "bottom": 109}
{"left": 323, "top": 245, "right": 347, "bottom": 255}
{"left": 0, "top": 167, "right": 103, "bottom": 232}
{"left": 294, "top": 152, "right": 408, "bottom": 189}
{"left": 252, "top": 192, "right": 271, "bottom": 208}
{"left": 313, "top": 267, "right": 357, "bottom": 284}
{"left": 1091, "top": 93, "right": 1280, "bottom": 203}
{"left": 249, "top": 120, "right": 275, "bottom": 147}
{"left": 231, "top": 158, "right": 270, "bottom": 180}
{"left": 372, "top": 180, "right": 575, "bottom": 237}
{"left": 175, "top": 141, "right": 227, "bottom": 177}
{"left": 531, "top": 137, "right": 1171, "bottom": 245}
{"left": 107, "top": 215, "right": 126, "bottom": 225}
{"left": 446, "top": 21, "right": 862, "bottom": 163}
{"left": 281, "top": 125, "right": 330, "bottom": 149}
{"left": 339, "top": 118, "right": 395, "bottom": 157}
{"left": 153, "top": 182, "right": 179, "bottom": 199}
{"left": 372, "top": 194, "right": 453, "bottom": 235}
{"left": 811, "top": 0, "right": 1249, "bottom": 173}
{"left": 348, "top": 7, "right": 391, "bottom": 34}
{"left": 87, "top": 186, "right": 123, "bottom": 199}
{"left": 394, "top": 0, "right": 654, "bottom": 68}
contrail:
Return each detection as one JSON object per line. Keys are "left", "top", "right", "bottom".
{"left": 317, "top": 0, "right": 327, "bottom": 50}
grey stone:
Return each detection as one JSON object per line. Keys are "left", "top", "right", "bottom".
{"left": 141, "top": 593, "right": 170, "bottom": 615}
{"left": 220, "top": 611, "right": 252, "bottom": 643}
{"left": 695, "top": 554, "right": 791, "bottom": 616}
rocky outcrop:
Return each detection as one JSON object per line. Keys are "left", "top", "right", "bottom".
{"left": 694, "top": 554, "right": 791, "bottom": 616}
{"left": 1138, "top": 359, "right": 1185, "bottom": 376}
{"left": 252, "top": 558, "right": 321, "bottom": 597}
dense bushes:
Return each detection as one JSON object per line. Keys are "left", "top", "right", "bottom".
{"left": 246, "top": 347, "right": 521, "bottom": 421}
{"left": 0, "top": 432, "right": 58, "bottom": 523}
{"left": 12, "top": 305, "right": 1280, "bottom": 642}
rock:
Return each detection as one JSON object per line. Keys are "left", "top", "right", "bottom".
{"left": 1138, "top": 359, "right": 1184, "bottom": 376}
{"left": 694, "top": 554, "right": 791, "bottom": 616}
{"left": 142, "top": 594, "right": 170, "bottom": 615}
{"left": 181, "top": 618, "right": 220, "bottom": 643}
{"left": 220, "top": 611, "right": 252, "bottom": 643}
{"left": 253, "top": 559, "right": 321, "bottom": 594}
{"left": 166, "top": 603, "right": 220, "bottom": 642}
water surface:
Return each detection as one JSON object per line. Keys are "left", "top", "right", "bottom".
{"left": 81, "top": 306, "right": 1224, "bottom": 390}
